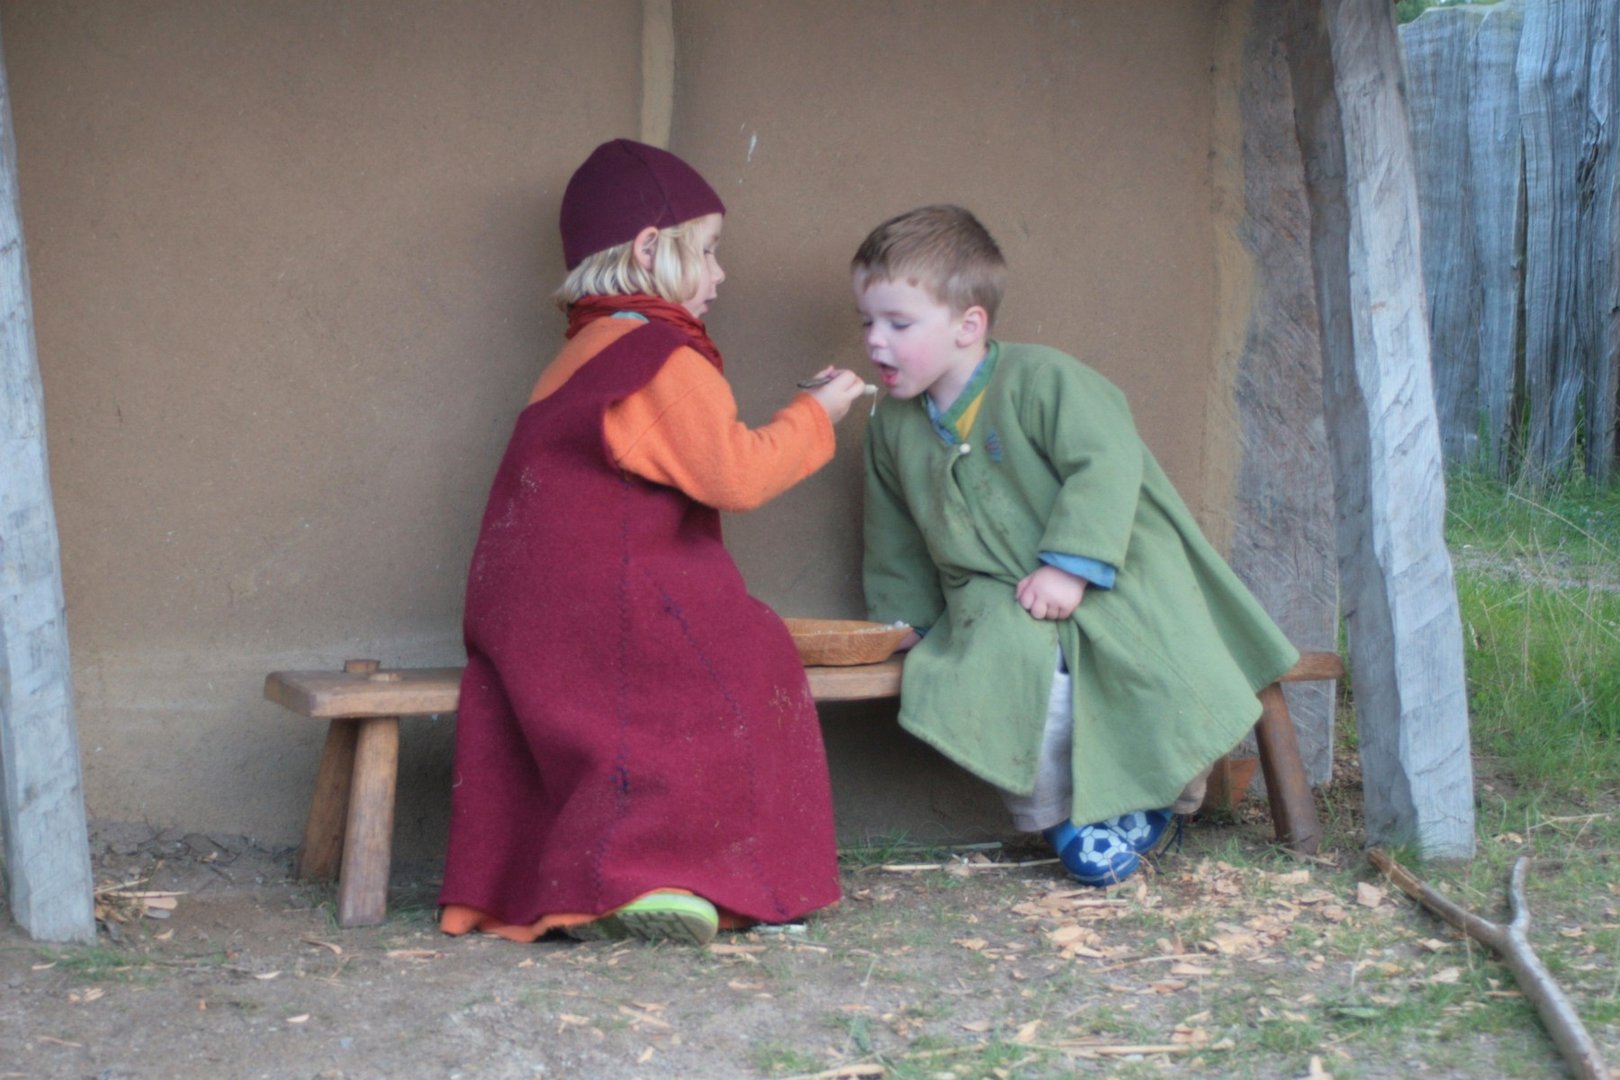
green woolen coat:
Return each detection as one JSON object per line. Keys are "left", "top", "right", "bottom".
{"left": 863, "top": 342, "right": 1300, "bottom": 825}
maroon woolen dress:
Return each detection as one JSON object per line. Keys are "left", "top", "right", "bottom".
{"left": 438, "top": 320, "right": 841, "bottom": 933}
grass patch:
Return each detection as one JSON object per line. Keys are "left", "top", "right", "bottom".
{"left": 34, "top": 945, "right": 154, "bottom": 983}
{"left": 1446, "top": 470, "right": 1620, "bottom": 800}
{"left": 1446, "top": 471, "right": 1619, "bottom": 564}
{"left": 1289, "top": 470, "right": 1620, "bottom": 1076}
{"left": 837, "top": 833, "right": 1005, "bottom": 870}
{"left": 880, "top": 1041, "right": 1056, "bottom": 1079}
{"left": 750, "top": 1040, "right": 823, "bottom": 1075}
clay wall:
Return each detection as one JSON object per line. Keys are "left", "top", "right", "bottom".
{"left": 4, "top": 1, "right": 1240, "bottom": 862}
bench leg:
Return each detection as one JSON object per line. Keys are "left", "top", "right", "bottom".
{"left": 336, "top": 716, "right": 400, "bottom": 927}
{"left": 299, "top": 721, "right": 358, "bottom": 881}
{"left": 1253, "top": 683, "right": 1323, "bottom": 855}
{"left": 332, "top": 718, "right": 398, "bottom": 932}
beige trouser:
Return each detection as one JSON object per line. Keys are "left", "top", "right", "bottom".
{"left": 999, "top": 651, "right": 1209, "bottom": 831}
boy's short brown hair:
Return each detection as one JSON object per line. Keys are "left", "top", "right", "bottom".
{"left": 851, "top": 205, "right": 1007, "bottom": 325}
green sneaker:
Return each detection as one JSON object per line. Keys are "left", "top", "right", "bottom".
{"left": 565, "top": 892, "right": 719, "bottom": 946}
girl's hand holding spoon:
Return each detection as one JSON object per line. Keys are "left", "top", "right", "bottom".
{"left": 797, "top": 367, "right": 874, "bottom": 423}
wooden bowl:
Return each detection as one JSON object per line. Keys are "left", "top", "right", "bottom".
{"left": 784, "top": 618, "right": 910, "bottom": 667}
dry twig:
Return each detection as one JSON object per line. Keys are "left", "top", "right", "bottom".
{"left": 1368, "top": 849, "right": 1610, "bottom": 1080}
{"left": 778, "top": 1065, "right": 884, "bottom": 1080}
{"left": 877, "top": 858, "right": 1058, "bottom": 873}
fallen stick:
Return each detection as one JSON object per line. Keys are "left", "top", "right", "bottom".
{"left": 778, "top": 1066, "right": 884, "bottom": 1080}
{"left": 1058, "top": 1042, "right": 1201, "bottom": 1057}
{"left": 1368, "top": 849, "right": 1610, "bottom": 1080}
{"left": 877, "top": 858, "right": 1059, "bottom": 873}
{"left": 1095, "top": 952, "right": 1208, "bottom": 972}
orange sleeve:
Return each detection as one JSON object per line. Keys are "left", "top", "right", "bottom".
{"left": 604, "top": 346, "right": 836, "bottom": 512}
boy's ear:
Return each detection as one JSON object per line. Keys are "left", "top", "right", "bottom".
{"left": 631, "top": 226, "right": 660, "bottom": 271}
{"left": 955, "top": 305, "right": 990, "bottom": 347}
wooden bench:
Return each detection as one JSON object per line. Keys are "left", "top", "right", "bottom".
{"left": 265, "top": 651, "right": 1341, "bottom": 927}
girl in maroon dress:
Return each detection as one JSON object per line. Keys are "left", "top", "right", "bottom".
{"left": 438, "top": 139, "right": 866, "bottom": 945}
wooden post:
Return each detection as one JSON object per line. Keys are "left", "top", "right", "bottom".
{"left": 0, "top": 25, "right": 97, "bottom": 942}
{"left": 1221, "top": 0, "right": 1340, "bottom": 785}
{"left": 1284, "top": 0, "right": 1475, "bottom": 857}
{"left": 640, "top": 0, "right": 674, "bottom": 149}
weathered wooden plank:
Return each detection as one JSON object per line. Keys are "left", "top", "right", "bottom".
{"left": 1467, "top": 1, "right": 1527, "bottom": 477}
{"left": 1402, "top": 0, "right": 1615, "bottom": 480}
{"left": 266, "top": 653, "right": 1343, "bottom": 719}
{"left": 1227, "top": 0, "right": 1341, "bottom": 785}
{"left": 1581, "top": 0, "right": 1620, "bottom": 481}
{"left": 265, "top": 667, "right": 466, "bottom": 719}
{"left": 805, "top": 660, "right": 903, "bottom": 702}
{"left": 1517, "top": 0, "right": 1620, "bottom": 479}
{"left": 0, "top": 26, "right": 96, "bottom": 943}
{"left": 1284, "top": 0, "right": 1476, "bottom": 857}
{"left": 1279, "top": 651, "right": 1345, "bottom": 683}
{"left": 1402, "top": 6, "right": 1488, "bottom": 466}
{"left": 264, "top": 661, "right": 908, "bottom": 718}
{"left": 1516, "top": 0, "right": 1581, "bottom": 475}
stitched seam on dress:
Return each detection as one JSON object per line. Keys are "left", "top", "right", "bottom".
{"left": 591, "top": 471, "right": 636, "bottom": 907}
{"left": 649, "top": 571, "right": 790, "bottom": 922}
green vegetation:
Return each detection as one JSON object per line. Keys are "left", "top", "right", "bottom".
{"left": 1445, "top": 470, "right": 1620, "bottom": 798}
{"left": 33, "top": 944, "right": 152, "bottom": 982}
{"left": 881, "top": 1041, "right": 1058, "bottom": 1079}
{"left": 750, "top": 1041, "right": 824, "bottom": 1076}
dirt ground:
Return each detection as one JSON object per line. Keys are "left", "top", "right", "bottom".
{"left": 3, "top": 788, "right": 1615, "bottom": 1080}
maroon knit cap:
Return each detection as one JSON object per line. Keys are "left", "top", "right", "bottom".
{"left": 559, "top": 139, "right": 726, "bottom": 269}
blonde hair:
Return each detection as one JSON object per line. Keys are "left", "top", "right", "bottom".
{"left": 851, "top": 205, "right": 1007, "bottom": 325}
{"left": 554, "top": 217, "right": 709, "bottom": 310}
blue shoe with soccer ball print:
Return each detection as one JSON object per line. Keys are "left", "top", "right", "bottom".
{"left": 1099, "top": 808, "right": 1178, "bottom": 856}
{"left": 1042, "top": 820, "right": 1140, "bottom": 887}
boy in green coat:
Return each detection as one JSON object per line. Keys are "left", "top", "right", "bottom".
{"left": 855, "top": 205, "right": 1299, "bottom": 886}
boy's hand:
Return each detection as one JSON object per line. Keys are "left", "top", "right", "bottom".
{"left": 1015, "top": 565, "right": 1087, "bottom": 621}
{"left": 800, "top": 367, "right": 868, "bottom": 424}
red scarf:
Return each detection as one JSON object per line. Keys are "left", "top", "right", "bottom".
{"left": 565, "top": 294, "right": 724, "bottom": 372}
